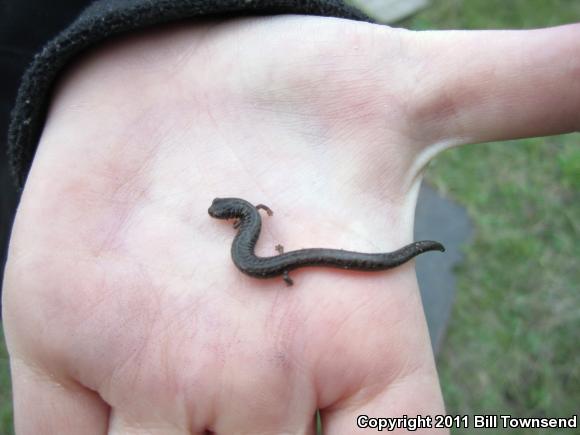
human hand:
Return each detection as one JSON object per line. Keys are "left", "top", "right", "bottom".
{"left": 3, "top": 15, "right": 579, "bottom": 434}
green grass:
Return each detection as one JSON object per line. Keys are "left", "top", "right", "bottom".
{"left": 430, "top": 138, "right": 579, "bottom": 434}
{"left": 0, "top": 328, "right": 13, "bottom": 435}
{"left": 401, "top": 0, "right": 580, "bottom": 29}
{"left": 400, "top": 1, "right": 580, "bottom": 433}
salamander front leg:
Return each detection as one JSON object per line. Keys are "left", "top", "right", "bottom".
{"left": 255, "top": 204, "right": 273, "bottom": 216}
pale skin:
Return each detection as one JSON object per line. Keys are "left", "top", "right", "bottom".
{"left": 2, "top": 14, "right": 580, "bottom": 435}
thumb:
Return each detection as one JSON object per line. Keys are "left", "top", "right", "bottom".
{"left": 404, "top": 23, "right": 580, "bottom": 150}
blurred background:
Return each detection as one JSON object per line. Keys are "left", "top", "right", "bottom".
{"left": 1, "top": 1, "right": 579, "bottom": 433}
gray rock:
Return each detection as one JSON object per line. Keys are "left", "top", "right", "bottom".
{"left": 415, "top": 183, "right": 473, "bottom": 353}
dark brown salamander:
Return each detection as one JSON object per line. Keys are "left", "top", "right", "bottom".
{"left": 208, "top": 197, "right": 445, "bottom": 285}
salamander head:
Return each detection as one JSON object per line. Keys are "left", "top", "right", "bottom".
{"left": 208, "top": 197, "right": 248, "bottom": 219}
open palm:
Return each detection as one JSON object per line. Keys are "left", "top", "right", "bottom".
{"left": 3, "top": 15, "right": 579, "bottom": 434}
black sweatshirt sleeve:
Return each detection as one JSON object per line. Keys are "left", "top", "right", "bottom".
{"left": 7, "top": 0, "right": 372, "bottom": 189}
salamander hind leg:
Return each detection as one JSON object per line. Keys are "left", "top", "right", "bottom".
{"left": 275, "top": 245, "right": 293, "bottom": 285}
{"left": 282, "top": 270, "right": 294, "bottom": 286}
